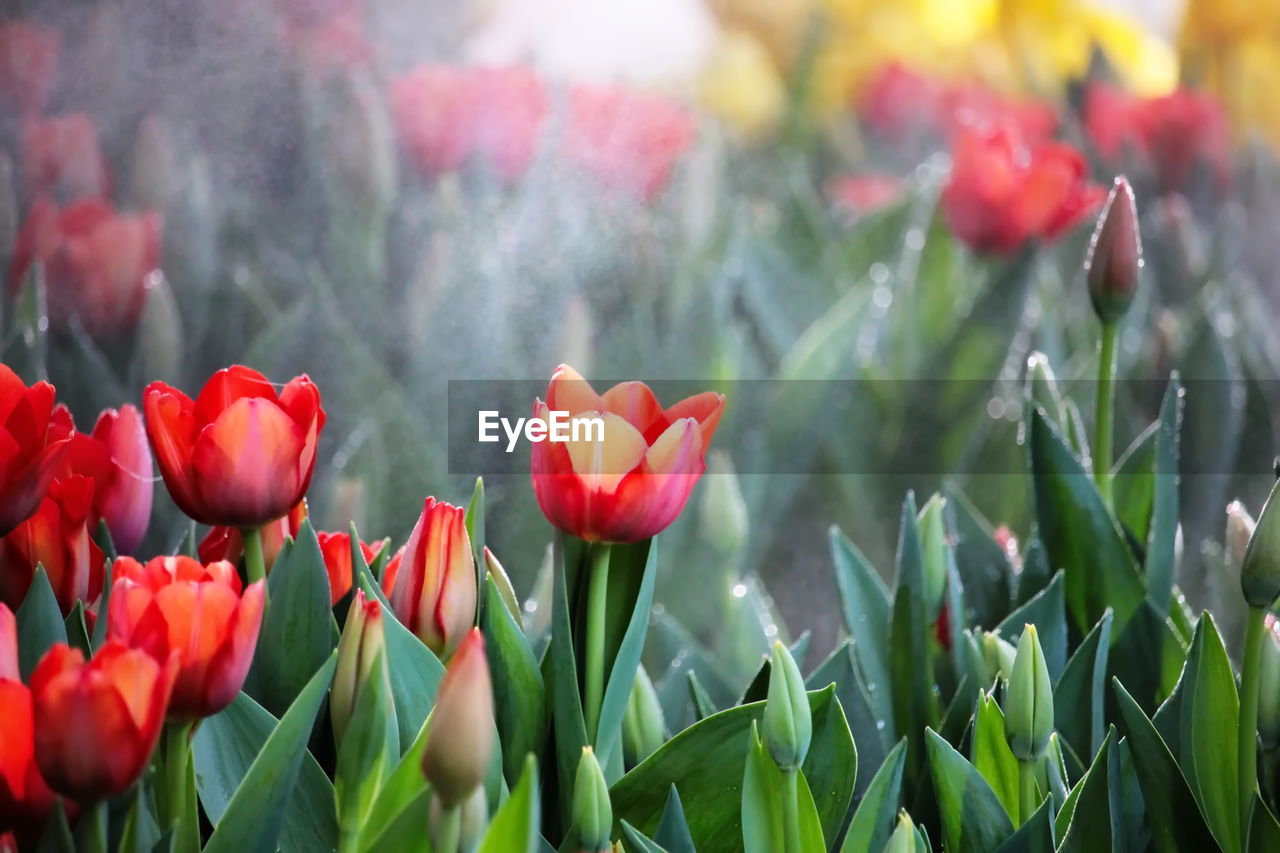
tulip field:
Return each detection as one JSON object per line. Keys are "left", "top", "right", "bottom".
{"left": 6, "top": 0, "right": 1280, "bottom": 851}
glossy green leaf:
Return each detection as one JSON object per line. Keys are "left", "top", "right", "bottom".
{"left": 971, "top": 693, "right": 1020, "bottom": 823}
{"left": 995, "top": 571, "right": 1066, "bottom": 682}
{"left": 334, "top": 648, "right": 397, "bottom": 838}
{"left": 829, "top": 527, "right": 894, "bottom": 735}
{"left": 841, "top": 739, "right": 907, "bottom": 853}
{"left": 1143, "top": 378, "right": 1182, "bottom": 612}
{"left": 808, "top": 640, "right": 887, "bottom": 797}
{"left": 596, "top": 538, "right": 659, "bottom": 767}
{"left": 202, "top": 653, "right": 338, "bottom": 853}
{"left": 1054, "top": 609, "right": 1113, "bottom": 760}
{"left": 482, "top": 575, "right": 547, "bottom": 786}
{"left": 889, "top": 494, "right": 938, "bottom": 786}
{"left": 1111, "top": 422, "right": 1157, "bottom": 547}
{"left": 926, "top": 728, "right": 1015, "bottom": 852}
{"left": 90, "top": 559, "right": 113, "bottom": 650}
{"left": 547, "top": 532, "right": 591, "bottom": 833}
{"left": 359, "top": 717, "right": 430, "bottom": 848}
{"left": 1248, "top": 795, "right": 1280, "bottom": 852}
{"left": 16, "top": 567, "right": 64, "bottom": 679}
{"left": 1178, "top": 614, "right": 1241, "bottom": 853}
{"left": 478, "top": 754, "right": 540, "bottom": 853}
{"left": 995, "top": 796, "right": 1055, "bottom": 853}
{"left": 653, "top": 786, "right": 696, "bottom": 853}
{"left": 63, "top": 602, "right": 90, "bottom": 657}
{"left": 741, "top": 722, "right": 824, "bottom": 853}
{"left": 621, "top": 822, "right": 670, "bottom": 853}
{"left": 944, "top": 485, "right": 1014, "bottom": 630}
{"left": 1056, "top": 732, "right": 1113, "bottom": 852}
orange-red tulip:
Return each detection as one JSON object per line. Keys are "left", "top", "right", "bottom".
{"left": 49, "top": 404, "right": 153, "bottom": 555}
{"left": 107, "top": 556, "right": 264, "bottom": 719}
{"left": 20, "top": 113, "right": 110, "bottom": 200}
{"left": 8, "top": 196, "right": 162, "bottom": 337}
{"left": 0, "top": 603, "right": 60, "bottom": 844}
{"left": 421, "top": 628, "right": 493, "bottom": 807}
{"left": 0, "top": 475, "right": 105, "bottom": 617}
{"left": 198, "top": 499, "right": 308, "bottom": 573}
{"left": 530, "top": 365, "right": 724, "bottom": 544}
{"left": 384, "top": 498, "right": 474, "bottom": 658}
{"left": 144, "top": 366, "right": 325, "bottom": 527}
{"left": 0, "top": 22, "right": 59, "bottom": 115}
{"left": 0, "top": 603, "right": 14, "bottom": 681}
{"left": 317, "top": 530, "right": 379, "bottom": 606}
{"left": 0, "top": 366, "right": 67, "bottom": 537}
{"left": 31, "top": 641, "right": 177, "bottom": 802}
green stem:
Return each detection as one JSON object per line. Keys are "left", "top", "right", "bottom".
{"left": 1241, "top": 605, "right": 1267, "bottom": 832}
{"left": 781, "top": 768, "right": 803, "bottom": 853}
{"left": 1094, "top": 322, "right": 1118, "bottom": 505}
{"left": 80, "top": 800, "right": 108, "bottom": 853}
{"left": 242, "top": 525, "right": 267, "bottom": 588}
{"left": 1018, "top": 760, "right": 1038, "bottom": 826}
{"left": 584, "top": 543, "right": 612, "bottom": 743}
{"left": 160, "top": 721, "right": 198, "bottom": 853}
{"left": 432, "top": 804, "right": 461, "bottom": 853}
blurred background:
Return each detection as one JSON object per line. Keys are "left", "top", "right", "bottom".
{"left": 2, "top": 0, "right": 1279, "bottom": 684}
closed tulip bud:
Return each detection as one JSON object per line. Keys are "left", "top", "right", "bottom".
{"left": 918, "top": 494, "right": 948, "bottom": 619}
{"left": 573, "top": 747, "right": 612, "bottom": 852}
{"left": 531, "top": 366, "right": 724, "bottom": 544}
{"left": 108, "top": 556, "right": 265, "bottom": 719}
{"left": 763, "top": 640, "right": 811, "bottom": 770}
{"left": 1005, "top": 624, "right": 1054, "bottom": 761}
{"left": 31, "top": 641, "right": 177, "bottom": 802}
{"left": 144, "top": 366, "right": 325, "bottom": 528}
{"left": 331, "top": 591, "right": 386, "bottom": 744}
{"left": 1085, "top": 176, "right": 1142, "bottom": 326}
{"left": 1242, "top": 478, "right": 1280, "bottom": 608}
{"left": 981, "top": 630, "right": 1018, "bottom": 683}
{"left": 885, "top": 811, "right": 926, "bottom": 853}
{"left": 422, "top": 629, "right": 493, "bottom": 807}
{"left": 699, "top": 451, "right": 749, "bottom": 553}
{"left": 386, "top": 497, "right": 475, "bottom": 658}
{"left": 622, "top": 664, "right": 666, "bottom": 766}
{"left": 1258, "top": 615, "right": 1280, "bottom": 751}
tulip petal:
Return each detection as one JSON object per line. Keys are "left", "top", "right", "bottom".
{"left": 601, "top": 381, "right": 665, "bottom": 434}
{"left": 191, "top": 366, "right": 277, "bottom": 426}
{"left": 190, "top": 397, "right": 305, "bottom": 527}
{"left": 546, "top": 365, "right": 605, "bottom": 416}
{"left": 563, "top": 412, "right": 646, "bottom": 495}
{"left": 143, "top": 384, "right": 203, "bottom": 518}
{"left": 661, "top": 392, "right": 725, "bottom": 449}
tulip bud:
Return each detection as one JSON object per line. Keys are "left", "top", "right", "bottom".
{"left": 331, "top": 591, "right": 386, "bottom": 744}
{"left": 1258, "top": 615, "right": 1280, "bottom": 751}
{"left": 1242, "top": 478, "right": 1280, "bottom": 608}
{"left": 763, "top": 640, "right": 811, "bottom": 770}
{"left": 885, "top": 811, "right": 926, "bottom": 853}
{"left": 1084, "top": 176, "right": 1142, "bottom": 326}
{"left": 981, "top": 630, "right": 1018, "bottom": 683}
{"left": 386, "top": 497, "right": 476, "bottom": 659}
{"left": 421, "top": 629, "right": 493, "bottom": 807}
{"left": 699, "top": 451, "right": 749, "bottom": 553}
{"left": 918, "top": 494, "right": 948, "bottom": 618}
{"left": 622, "top": 664, "right": 666, "bottom": 766}
{"left": 1005, "top": 624, "right": 1054, "bottom": 761}
{"left": 573, "top": 747, "right": 612, "bottom": 852}
{"left": 1227, "top": 500, "right": 1257, "bottom": 572}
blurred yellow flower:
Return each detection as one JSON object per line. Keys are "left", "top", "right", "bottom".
{"left": 699, "top": 28, "right": 788, "bottom": 134}
{"left": 1180, "top": 0, "right": 1280, "bottom": 147}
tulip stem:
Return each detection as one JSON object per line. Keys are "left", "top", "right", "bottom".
{"left": 781, "top": 768, "right": 803, "bottom": 853}
{"left": 160, "top": 721, "right": 199, "bottom": 853}
{"left": 584, "top": 543, "right": 612, "bottom": 744}
{"left": 1094, "top": 322, "right": 1118, "bottom": 506}
{"left": 243, "top": 525, "right": 267, "bottom": 587}
{"left": 78, "top": 801, "right": 108, "bottom": 853}
{"left": 1018, "top": 760, "right": 1038, "bottom": 826}
{"left": 432, "top": 804, "right": 461, "bottom": 853}
{"left": 1241, "top": 605, "right": 1267, "bottom": 833}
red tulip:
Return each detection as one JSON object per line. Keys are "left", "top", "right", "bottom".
{"left": 827, "top": 175, "right": 902, "bottom": 217}
{"left": 380, "top": 544, "right": 404, "bottom": 594}
{"left": 144, "top": 366, "right": 325, "bottom": 527}
{"left": 20, "top": 113, "right": 110, "bottom": 201}
{"left": 49, "top": 404, "right": 153, "bottom": 555}
{"left": 198, "top": 499, "right": 308, "bottom": 572}
{"left": 1084, "top": 82, "right": 1230, "bottom": 193}
{"left": 530, "top": 365, "right": 725, "bottom": 544}
{"left": 108, "top": 556, "right": 264, "bottom": 719}
{"left": 563, "top": 85, "right": 696, "bottom": 202}
{"left": 0, "top": 22, "right": 59, "bottom": 115}
{"left": 384, "top": 498, "right": 475, "bottom": 658}
{"left": 0, "top": 365, "right": 68, "bottom": 537}
{"left": 941, "top": 123, "right": 1104, "bottom": 254}
{"left": 0, "top": 679, "right": 60, "bottom": 844}
{"left": 317, "top": 530, "right": 380, "bottom": 606}
{"left": 390, "top": 65, "right": 547, "bottom": 182}
{"left": 0, "top": 475, "right": 104, "bottom": 617}
{"left": 30, "top": 641, "right": 177, "bottom": 802}
{"left": 0, "top": 603, "right": 14, "bottom": 681}
{"left": 8, "top": 196, "right": 162, "bottom": 337}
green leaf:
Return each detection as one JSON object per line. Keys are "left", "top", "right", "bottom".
{"left": 1111, "top": 422, "right": 1157, "bottom": 546}
{"left": 653, "top": 786, "right": 696, "bottom": 853}
{"left": 620, "top": 822, "right": 670, "bottom": 853}
{"left": 202, "top": 653, "right": 338, "bottom": 853}
{"left": 482, "top": 574, "right": 547, "bottom": 787}
{"left": 830, "top": 526, "right": 894, "bottom": 735}
{"left": 741, "top": 723, "right": 824, "bottom": 853}
{"left": 1054, "top": 609, "right": 1113, "bottom": 760}
{"left": 807, "top": 640, "right": 887, "bottom": 797}
{"left": 926, "top": 728, "right": 1015, "bottom": 852}
{"left": 547, "top": 532, "right": 591, "bottom": 833}
{"left": 995, "top": 571, "right": 1067, "bottom": 682}
{"left": 16, "top": 567, "right": 64, "bottom": 679}
{"left": 363, "top": 789, "right": 430, "bottom": 853}
{"left": 359, "top": 718, "right": 430, "bottom": 848}
{"left": 995, "top": 797, "right": 1055, "bottom": 853}
{"left": 90, "top": 559, "right": 113, "bottom": 650}
{"left": 1143, "top": 378, "right": 1183, "bottom": 613}
{"left": 841, "top": 739, "right": 906, "bottom": 853}
{"left": 1248, "top": 795, "right": 1280, "bottom": 852}
{"left": 334, "top": 649, "right": 398, "bottom": 838}
{"left": 63, "top": 602, "right": 90, "bottom": 656}
{"left": 1178, "top": 614, "right": 1241, "bottom": 853}
{"left": 687, "top": 671, "right": 717, "bottom": 721}
{"left": 465, "top": 475, "right": 486, "bottom": 581}
{"left": 888, "top": 494, "right": 939, "bottom": 786}
{"left": 1027, "top": 406, "right": 1146, "bottom": 636}
{"left": 944, "top": 486, "right": 1014, "bottom": 634}
{"left": 248, "top": 519, "right": 337, "bottom": 717}
{"left": 1056, "top": 731, "right": 1113, "bottom": 852}
{"left": 1108, "top": 600, "right": 1186, "bottom": 716}
{"left": 478, "top": 754, "right": 540, "bottom": 853}
{"left": 971, "top": 693, "right": 1020, "bottom": 823}
{"left": 596, "top": 538, "right": 659, "bottom": 767}
{"left": 612, "top": 687, "right": 854, "bottom": 853}
{"left": 1111, "top": 679, "right": 1217, "bottom": 852}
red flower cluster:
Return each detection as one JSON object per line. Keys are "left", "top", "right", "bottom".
{"left": 0, "top": 22, "right": 59, "bottom": 115}
{"left": 941, "top": 124, "right": 1105, "bottom": 255}
{"left": 1084, "top": 82, "right": 1231, "bottom": 193}
{"left": 20, "top": 114, "right": 111, "bottom": 201}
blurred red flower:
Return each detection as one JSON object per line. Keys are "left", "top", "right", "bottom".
{"left": 941, "top": 124, "right": 1104, "bottom": 254}
{"left": 49, "top": 404, "right": 153, "bottom": 555}
{"left": 280, "top": 9, "right": 373, "bottom": 73}
{"left": 20, "top": 113, "right": 111, "bottom": 201}
{"left": 564, "top": 85, "right": 696, "bottom": 202}
{"left": 0, "top": 604, "right": 61, "bottom": 846}
{"left": 0, "top": 475, "right": 104, "bottom": 617}
{"left": 317, "top": 530, "right": 379, "bottom": 606}
{"left": 30, "top": 641, "right": 176, "bottom": 802}
{"left": 199, "top": 500, "right": 308, "bottom": 572}
{"left": 8, "top": 197, "right": 162, "bottom": 338}
{"left": 1084, "top": 82, "right": 1231, "bottom": 193}
{"left": 0, "top": 22, "right": 59, "bottom": 115}
{"left": 384, "top": 497, "right": 474, "bottom": 659}
{"left": 0, "top": 366, "right": 68, "bottom": 538}
{"left": 108, "top": 556, "right": 264, "bottom": 719}
{"left": 144, "top": 366, "right": 325, "bottom": 528}
{"left": 391, "top": 65, "right": 547, "bottom": 182}
{"left": 530, "top": 365, "right": 724, "bottom": 544}
{"left": 827, "top": 175, "right": 902, "bottom": 216}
